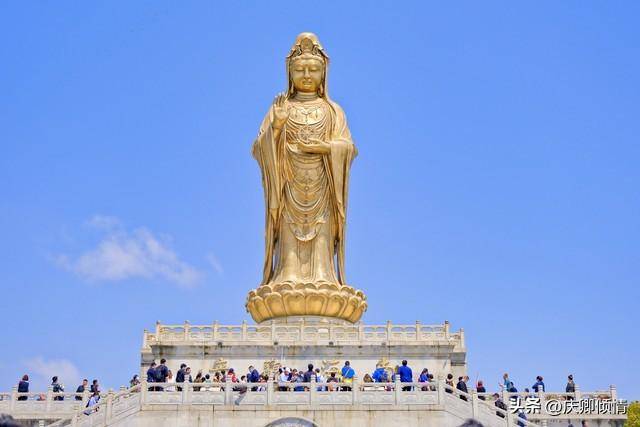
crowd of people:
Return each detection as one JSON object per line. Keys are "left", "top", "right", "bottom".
{"left": 13, "top": 361, "right": 581, "bottom": 415}
{"left": 10, "top": 366, "right": 593, "bottom": 425}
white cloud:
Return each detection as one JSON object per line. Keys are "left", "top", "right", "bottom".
{"left": 23, "top": 357, "right": 82, "bottom": 391}
{"left": 206, "top": 252, "right": 224, "bottom": 275}
{"left": 56, "top": 216, "right": 201, "bottom": 287}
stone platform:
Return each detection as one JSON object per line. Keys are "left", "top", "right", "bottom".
{"left": 140, "top": 317, "right": 466, "bottom": 381}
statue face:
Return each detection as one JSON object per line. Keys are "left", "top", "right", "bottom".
{"left": 290, "top": 58, "right": 323, "bottom": 93}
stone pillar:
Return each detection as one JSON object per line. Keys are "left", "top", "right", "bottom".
{"left": 444, "top": 320, "right": 450, "bottom": 339}
{"left": 183, "top": 321, "right": 190, "bottom": 341}
{"left": 182, "top": 381, "right": 191, "bottom": 404}
{"left": 267, "top": 380, "right": 274, "bottom": 405}
{"left": 575, "top": 383, "right": 581, "bottom": 401}
{"left": 82, "top": 386, "right": 90, "bottom": 407}
{"left": 140, "top": 378, "right": 148, "bottom": 404}
{"left": 610, "top": 384, "right": 617, "bottom": 400}
{"left": 310, "top": 375, "right": 317, "bottom": 405}
{"left": 10, "top": 386, "right": 17, "bottom": 411}
{"left": 224, "top": 375, "right": 233, "bottom": 405}
{"left": 352, "top": 378, "right": 359, "bottom": 405}
{"left": 241, "top": 320, "right": 247, "bottom": 340}
{"left": 437, "top": 375, "right": 445, "bottom": 405}
{"left": 105, "top": 389, "right": 114, "bottom": 421}
{"left": 394, "top": 374, "right": 401, "bottom": 404}
{"left": 471, "top": 389, "right": 479, "bottom": 418}
{"left": 45, "top": 386, "right": 53, "bottom": 412}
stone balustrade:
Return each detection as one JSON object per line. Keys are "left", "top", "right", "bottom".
{"left": 2, "top": 379, "right": 626, "bottom": 427}
{"left": 143, "top": 320, "right": 465, "bottom": 349}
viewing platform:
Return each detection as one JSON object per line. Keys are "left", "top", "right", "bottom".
{"left": 1, "top": 379, "right": 626, "bottom": 427}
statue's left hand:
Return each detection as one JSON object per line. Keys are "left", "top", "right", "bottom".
{"left": 300, "top": 137, "right": 331, "bottom": 154}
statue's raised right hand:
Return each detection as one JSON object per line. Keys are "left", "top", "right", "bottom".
{"left": 272, "top": 93, "right": 289, "bottom": 130}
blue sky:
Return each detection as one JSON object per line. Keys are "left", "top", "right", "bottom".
{"left": 1, "top": 1, "right": 638, "bottom": 398}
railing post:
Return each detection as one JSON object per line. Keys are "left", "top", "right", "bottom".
{"left": 182, "top": 381, "right": 190, "bottom": 404}
{"left": 351, "top": 378, "right": 359, "bottom": 405}
{"left": 610, "top": 384, "right": 617, "bottom": 400}
{"left": 502, "top": 387, "right": 510, "bottom": 421}
{"left": 225, "top": 375, "right": 233, "bottom": 405}
{"left": 82, "top": 386, "right": 90, "bottom": 407}
{"left": 471, "top": 389, "right": 479, "bottom": 417}
{"left": 358, "top": 322, "right": 364, "bottom": 341}
{"left": 155, "top": 320, "right": 161, "bottom": 336}
{"left": 437, "top": 376, "right": 445, "bottom": 405}
{"left": 444, "top": 320, "right": 450, "bottom": 339}
{"left": 267, "top": 380, "right": 274, "bottom": 405}
{"left": 574, "top": 383, "right": 581, "bottom": 400}
{"left": 106, "top": 389, "right": 114, "bottom": 421}
{"left": 538, "top": 386, "right": 545, "bottom": 408}
{"left": 415, "top": 320, "right": 421, "bottom": 340}
{"left": 386, "top": 320, "right": 392, "bottom": 341}
{"left": 45, "top": 386, "right": 53, "bottom": 412}
{"left": 10, "top": 386, "right": 17, "bottom": 411}
{"left": 394, "top": 374, "right": 401, "bottom": 404}
{"left": 213, "top": 320, "right": 219, "bottom": 341}
{"left": 183, "top": 320, "right": 190, "bottom": 342}
{"left": 310, "top": 375, "right": 317, "bottom": 405}
{"left": 241, "top": 320, "right": 247, "bottom": 340}
{"left": 140, "top": 378, "right": 148, "bottom": 404}
{"left": 505, "top": 405, "right": 514, "bottom": 426}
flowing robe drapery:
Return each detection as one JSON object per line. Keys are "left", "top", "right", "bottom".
{"left": 252, "top": 98, "right": 356, "bottom": 287}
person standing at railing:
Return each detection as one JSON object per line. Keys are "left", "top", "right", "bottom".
{"left": 75, "top": 379, "right": 88, "bottom": 401}
{"left": 278, "top": 368, "right": 289, "bottom": 391}
{"left": 398, "top": 360, "right": 413, "bottom": 391}
{"left": 372, "top": 363, "right": 386, "bottom": 383}
{"left": 493, "top": 392, "right": 507, "bottom": 418}
{"left": 502, "top": 373, "right": 513, "bottom": 391}
{"left": 456, "top": 376, "right": 468, "bottom": 401}
{"left": 341, "top": 361, "right": 355, "bottom": 391}
{"left": 302, "top": 364, "right": 315, "bottom": 384}
{"left": 130, "top": 375, "right": 141, "bottom": 389}
{"left": 17, "top": 375, "right": 29, "bottom": 401}
{"left": 146, "top": 362, "right": 157, "bottom": 384}
{"left": 476, "top": 380, "right": 486, "bottom": 400}
{"left": 155, "top": 359, "right": 169, "bottom": 387}
{"left": 445, "top": 373, "right": 454, "bottom": 393}
{"left": 517, "top": 409, "right": 527, "bottom": 427}
{"left": 51, "top": 376, "right": 64, "bottom": 401}
{"left": 532, "top": 375, "right": 545, "bottom": 393}
{"left": 83, "top": 391, "right": 100, "bottom": 416}
{"left": 327, "top": 372, "right": 339, "bottom": 391}
{"left": 566, "top": 374, "right": 576, "bottom": 400}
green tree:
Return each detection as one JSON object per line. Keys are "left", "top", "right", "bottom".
{"left": 626, "top": 401, "right": 640, "bottom": 427}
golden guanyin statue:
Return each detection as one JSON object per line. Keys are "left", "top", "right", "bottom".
{"left": 246, "top": 33, "right": 367, "bottom": 323}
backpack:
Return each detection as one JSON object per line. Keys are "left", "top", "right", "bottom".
{"left": 154, "top": 365, "right": 165, "bottom": 382}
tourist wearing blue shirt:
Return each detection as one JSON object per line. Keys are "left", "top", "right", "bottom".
{"left": 372, "top": 365, "right": 387, "bottom": 382}
{"left": 532, "top": 376, "right": 545, "bottom": 393}
{"left": 341, "top": 361, "right": 355, "bottom": 391}
{"left": 398, "top": 360, "right": 413, "bottom": 391}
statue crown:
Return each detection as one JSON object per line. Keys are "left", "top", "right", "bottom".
{"left": 287, "top": 32, "right": 327, "bottom": 64}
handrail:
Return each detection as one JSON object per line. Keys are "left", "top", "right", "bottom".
{"left": 2, "top": 379, "right": 626, "bottom": 427}
{"left": 144, "top": 321, "right": 465, "bottom": 348}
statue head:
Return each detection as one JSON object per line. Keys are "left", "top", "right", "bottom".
{"left": 286, "top": 32, "right": 329, "bottom": 98}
